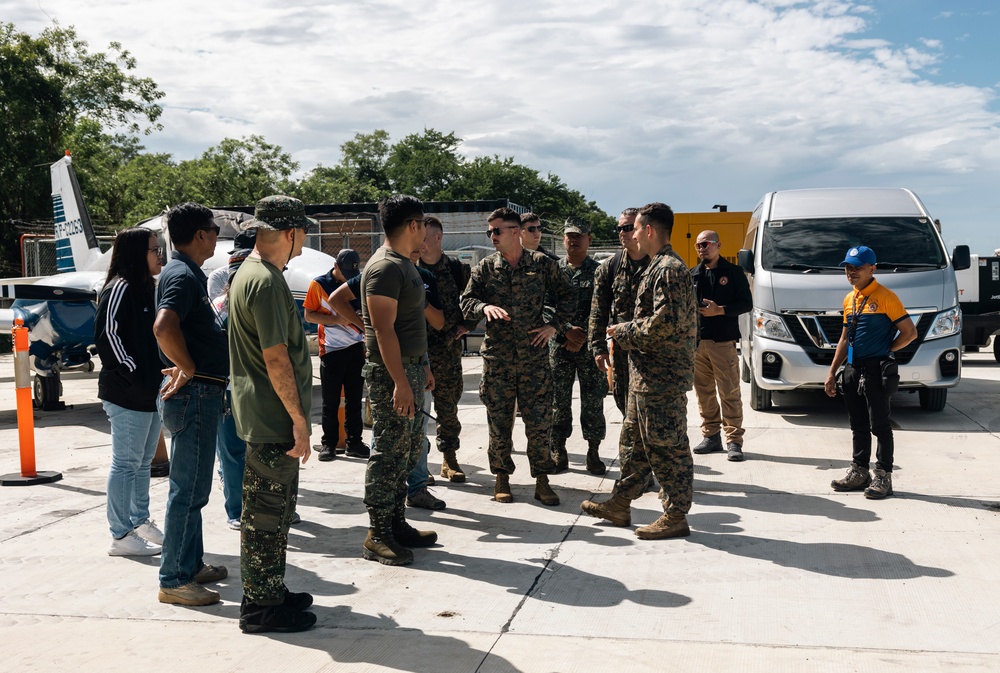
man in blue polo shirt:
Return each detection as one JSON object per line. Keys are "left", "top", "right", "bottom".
{"left": 153, "top": 202, "right": 230, "bottom": 606}
{"left": 824, "top": 246, "right": 916, "bottom": 500}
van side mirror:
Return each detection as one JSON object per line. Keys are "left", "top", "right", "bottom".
{"left": 737, "top": 249, "right": 755, "bottom": 274}
{"left": 952, "top": 245, "right": 971, "bottom": 271}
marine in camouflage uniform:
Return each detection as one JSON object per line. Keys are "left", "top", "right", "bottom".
{"left": 581, "top": 203, "right": 697, "bottom": 540}
{"left": 229, "top": 195, "right": 316, "bottom": 632}
{"left": 461, "top": 207, "right": 576, "bottom": 505}
{"left": 550, "top": 221, "right": 608, "bottom": 475}
{"left": 418, "top": 216, "right": 478, "bottom": 482}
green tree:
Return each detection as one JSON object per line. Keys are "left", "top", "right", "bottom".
{"left": 384, "top": 129, "right": 463, "bottom": 200}
{"left": 183, "top": 135, "right": 299, "bottom": 207}
{"left": 0, "top": 22, "right": 162, "bottom": 265}
{"left": 63, "top": 117, "right": 143, "bottom": 230}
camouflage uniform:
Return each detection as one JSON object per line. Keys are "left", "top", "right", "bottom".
{"left": 551, "top": 255, "right": 607, "bottom": 443}
{"left": 419, "top": 254, "right": 475, "bottom": 454}
{"left": 461, "top": 249, "right": 576, "bottom": 476}
{"left": 589, "top": 252, "right": 650, "bottom": 415}
{"left": 610, "top": 244, "right": 697, "bottom": 515}
{"left": 241, "top": 441, "right": 299, "bottom": 602}
{"left": 363, "top": 361, "right": 426, "bottom": 512}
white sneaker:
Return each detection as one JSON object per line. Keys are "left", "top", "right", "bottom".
{"left": 135, "top": 519, "right": 164, "bottom": 545}
{"left": 227, "top": 518, "right": 241, "bottom": 531}
{"left": 109, "top": 530, "right": 161, "bottom": 557}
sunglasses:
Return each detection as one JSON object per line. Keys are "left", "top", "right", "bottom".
{"left": 616, "top": 223, "right": 635, "bottom": 233}
{"left": 695, "top": 241, "right": 718, "bottom": 249}
{"left": 524, "top": 225, "right": 541, "bottom": 233}
{"left": 201, "top": 224, "right": 221, "bottom": 235}
{"left": 486, "top": 226, "right": 518, "bottom": 237}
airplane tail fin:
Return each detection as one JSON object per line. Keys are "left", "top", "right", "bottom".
{"left": 50, "top": 153, "right": 103, "bottom": 273}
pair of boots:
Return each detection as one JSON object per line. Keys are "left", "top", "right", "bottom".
{"left": 551, "top": 439, "right": 606, "bottom": 476}
{"left": 580, "top": 494, "right": 690, "bottom": 539}
{"left": 362, "top": 499, "right": 438, "bottom": 566}
{"left": 239, "top": 586, "right": 316, "bottom": 634}
{"left": 494, "top": 473, "right": 560, "bottom": 506}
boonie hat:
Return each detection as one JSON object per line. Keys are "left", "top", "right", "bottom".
{"left": 564, "top": 219, "right": 591, "bottom": 235}
{"left": 336, "top": 249, "right": 361, "bottom": 280}
{"left": 244, "top": 195, "right": 317, "bottom": 232}
{"left": 839, "top": 245, "right": 877, "bottom": 267}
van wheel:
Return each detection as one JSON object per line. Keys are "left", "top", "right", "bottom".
{"left": 750, "top": 376, "right": 772, "bottom": 411}
{"left": 741, "top": 355, "right": 751, "bottom": 383}
{"left": 918, "top": 388, "right": 947, "bottom": 411}
{"left": 993, "top": 335, "right": 1000, "bottom": 363}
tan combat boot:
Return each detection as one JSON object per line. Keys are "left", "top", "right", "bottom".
{"left": 494, "top": 473, "right": 513, "bottom": 503}
{"left": 635, "top": 512, "right": 690, "bottom": 540}
{"left": 580, "top": 494, "right": 632, "bottom": 526}
{"left": 534, "top": 474, "right": 560, "bottom": 506}
{"left": 362, "top": 509, "right": 414, "bottom": 565}
{"left": 440, "top": 450, "right": 466, "bottom": 483}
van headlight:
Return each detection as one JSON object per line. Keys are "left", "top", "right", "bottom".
{"left": 924, "top": 306, "right": 961, "bottom": 340}
{"left": 753, "top": 309, "right": 793, "bottom": 342}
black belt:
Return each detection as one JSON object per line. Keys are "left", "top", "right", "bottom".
{"left": 368, "top": 354, "right": 424, "bottom": 365}
{"left": 192, "top": 374, "right": 228, "bottom": 389}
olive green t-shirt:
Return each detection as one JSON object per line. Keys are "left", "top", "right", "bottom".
{"left": 227, "top": 256, "right": 312, "bottom": 443}
{"left": 361, "top": 246, "right": 427, "bottom": 359}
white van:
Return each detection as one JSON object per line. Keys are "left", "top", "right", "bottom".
{"left": 737, "top": 188, "right": 970, "bottom": 412}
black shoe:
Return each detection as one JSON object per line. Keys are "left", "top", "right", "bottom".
{"left": 346, "top": 438, "right": 370, "bottom": 459}
{"left": 314, "top": 444, "right": 335, "bottom": 462}
{"left": 240, "top": 600, "right": 317, "bottom": 634}
{"left": 150, "top": 461, "right": 170, "bottom": 478}
{"left": 283, "top": 586, "right": 313, "bottom": 612}
{"left": 692, "top": 432, "right": 723, "bottom": 454}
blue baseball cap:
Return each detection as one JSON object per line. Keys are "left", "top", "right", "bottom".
{"left": 839, "top": 245, "right": 877, "bottom": 267}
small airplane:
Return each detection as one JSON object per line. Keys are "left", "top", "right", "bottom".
{"left": 0, "top": 153, "right": 338, "bottom": 410}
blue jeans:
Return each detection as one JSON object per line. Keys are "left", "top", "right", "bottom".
{"left": 157, "top": 380, "right": 224, "bottom": 589}
{"left": 216, "top": 390, "right": 246, "bottom": 521}
{"left": 406, "top": 395, "right": 433, "bottom": 497}
{"left": 103, "top": 401, "right": 161, "bottom": 538}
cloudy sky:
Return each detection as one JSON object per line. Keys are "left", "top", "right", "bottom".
{"left": 8, "top": 1, "right": 1000, "bottom": 252}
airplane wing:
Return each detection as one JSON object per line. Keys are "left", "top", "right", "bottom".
{"left": 1, "top": 283, "right": 98, "bottom": 302}
{"left": 0, "top": 308, "right": 14, "bottom": 331}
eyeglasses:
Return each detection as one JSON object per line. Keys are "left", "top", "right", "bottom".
{"left": 486, "top": 226, "right": 518, "bottom": 237}
{"left": 616, "top": 224, "right": 635, "bottom": 234}
{"left": 524, "top": 225, "right": 541, "bottom": 233}
{"left": 201, "top": 224, "right": 221, "bottom": 235}
{"left": 148, "top": 246, "right": 163, "bottom": 255}
{"left": 695, "top": 241, "right": 718, "bottom": 249}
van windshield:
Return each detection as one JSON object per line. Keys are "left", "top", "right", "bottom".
{"left": 761, "top": 217, "right": 946, "bottom": 272}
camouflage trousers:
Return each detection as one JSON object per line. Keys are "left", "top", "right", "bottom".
{"left": 241, "top": 441, "right": 300, "bottom": 606}
{"left": 428, "top": 340, "right": 463, "bottom": 454}
{"left": 550, "top": 347, "right": 608, "bottom": 442}
{"left": 363, "top": 361, "right": 426, "bottom": 518}
{"left": 613, "top": 391, "right": 694, "bottom": 515}
{"left": 480, "top": 355, "right": 557, "bottom": 477}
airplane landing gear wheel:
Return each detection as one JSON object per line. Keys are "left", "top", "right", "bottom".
{"left": 33, "top": 374, "right": 65, "bottom": 411}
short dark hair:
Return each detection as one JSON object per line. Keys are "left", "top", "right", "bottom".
{"left": 489, "top": 207, "right": 521, "bottom": 227}
{"left": 423, "top": 215, "right": 443, "bottom": 232}
{"left": 620, "top": 207, "right": 639, "bottom": 218}
{"left": 637, "top": 202, "right": 674, "bottom": 237}
{"left": 520, "top": 212, "right": 540, "bottom": 225}
{"left": 105, "top": 227, "right": 158, "bottom": 300}
{"left": 379, "top": 194, "right": 424, "bottom": 237}
{"left": 165, "top": 202, "right": 214, "bottom": 246}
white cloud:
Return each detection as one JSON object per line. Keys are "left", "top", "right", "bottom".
{"left": 5, "top": 0, "right": 999, "bottom": 251}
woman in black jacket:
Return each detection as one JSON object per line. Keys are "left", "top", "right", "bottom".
{"left": 95, "top": 228, "right": 165, "bottom": 556}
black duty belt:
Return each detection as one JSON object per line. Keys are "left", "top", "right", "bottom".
{"left": 192, "top": 374, "right": 228, "bottom": 389}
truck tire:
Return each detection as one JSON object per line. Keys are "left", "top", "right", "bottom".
{"left": 918, "top": 388, "right": 947, "bottom": 412}
{"left": 750, "top": 376, "right": 772, "bottom": 411}
{"left": 741, "top": 355, "right": 751, "bottom": 383}
{"left": 994, "top": 335, "right": 1000, "bottom": 363}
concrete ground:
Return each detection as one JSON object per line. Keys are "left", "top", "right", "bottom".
{"left": 1, "top": 350, "right": 999, "bottom": 673}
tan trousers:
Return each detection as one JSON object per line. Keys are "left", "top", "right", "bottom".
{"left": 693, "top": 339, "right": 745, "bottom": 445}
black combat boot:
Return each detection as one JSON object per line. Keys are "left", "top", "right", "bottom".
{"left": 550, "top": 438, "right": 569, "bottom": 473}
{"left": 586, "top": 440, "right": 606, "bottom": 475}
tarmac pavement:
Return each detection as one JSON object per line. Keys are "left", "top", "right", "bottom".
{"left": 1, "top": 350, "right": 999, "bottom": 672}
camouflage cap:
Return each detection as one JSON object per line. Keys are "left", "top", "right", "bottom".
{"left": 563, "top": 219, "right": 591, "bottom": 235}
{"left": 245, "top": 195, "right": 317, "bottom": 231}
